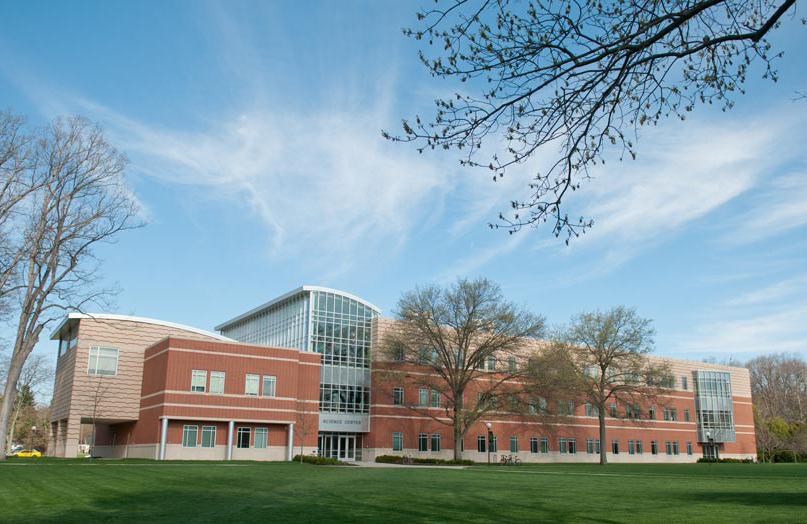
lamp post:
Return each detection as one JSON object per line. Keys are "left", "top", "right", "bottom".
{"left": 486, "top": 422, "right": 493, "bottom": 466}
{"left": 30, "top": 425, "right": 36, "bottom": 451}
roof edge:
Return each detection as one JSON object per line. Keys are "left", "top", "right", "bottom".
{"left": 49, "top": 313, "right": 233, "bottom": 342}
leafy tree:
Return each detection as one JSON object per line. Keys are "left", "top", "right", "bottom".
{"left": 536, "top": 306, "right": 669, "bottom": 465}
{"left": 386, "top": 0, "right": 802, "bottom": 241}
{"left": 0, "top": 111, "right": 143, "bottom": 460}
{"left": 380, "top": 277, "right": 546, "bottom": 460}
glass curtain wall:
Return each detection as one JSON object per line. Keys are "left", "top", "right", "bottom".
{"left": 694, "top": 371, "right": 736, "bottom": 443}
{"left": 220, "top": 294, "right": 309, "bottom": 350}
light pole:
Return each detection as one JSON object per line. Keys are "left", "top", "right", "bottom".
{"left": 486, "top": 422, "right": 492, "bottom": 466}
{"left": 30, "top": 425, "right": 36, "bottom": 451}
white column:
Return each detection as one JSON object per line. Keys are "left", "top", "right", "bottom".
{"left": 287, "top": 423, "right": 295, "bottom": 461}
{"left": 226, "top": 421, "right": 234, "bottom": 461}
{"left": 159, "top": 417, "right": 168, "bottom": 461}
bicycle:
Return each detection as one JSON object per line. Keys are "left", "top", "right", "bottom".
{"left": 402, "top": 454, "right": 414, "bottom": 465}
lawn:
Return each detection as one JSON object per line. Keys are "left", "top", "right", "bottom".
{"left": 1, "top": 459, "right": 805, "bottom": 523}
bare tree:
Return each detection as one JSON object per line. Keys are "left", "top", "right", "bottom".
{"left": 544, "top": 306, "right": 669, "bottom": 465}
{"left": 88, "top": 376, "right": 109, "bottom": 461}
{"left": 380, "top": 277, "right": 546, "bottom": 460}
{"left": 295, "top": 400, "right": 315, "bottom": 463}
{"left": 0, "top": 113, "right": 143, "bottom": 460}
{"left": 386, "top": 1, "right": 801, "bottom": 241}
{"left": 3, "top": 354, "right": 53, "bottom": 453}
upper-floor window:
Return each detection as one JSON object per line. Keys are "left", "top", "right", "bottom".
{"left": 430, "top": 389, "right": 440, "bottom": 408}
{"left": 210, "top": 371, "right": 225, "bottom": 394}
{"left": 88, "top": 346, "right": 118, "bottom": 376}
{"left": 508, "top": 356, "right": 517, "bottom": 373}
{"left": 487, "top": 355, "right": 496, "bottom": 371}
{"left": 191, "top": 370, "right": 207, "bottom": 392}
{"left": 418, "top": 388, "right": 428, "bottom": 407}
{"left": 262, "top": 375, "right": 276, "bottom": 397}
{"left": 393, "top": 387, "right": 404, "bottom": 405}
{"left": 681, "top": 376, "right": 688, "bottom": 390}
{"left": 245, "top": 374, "right": 259, "bottom": 396}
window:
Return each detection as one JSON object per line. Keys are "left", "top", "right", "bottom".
{"left": 587, "top": 439, "right": 594, "bottom": 454}
{"left": 245, "top": 374, "right": 259, "bottom": 396}
{"left": 237, "top": 427, "right": 251, "bottom": 448}
{"left": 418, "top": 433, "right": 428, "bottom": 452}
{"left": 682, "top": 376, "right": 688, "bottom": 390}
{"left": 88, "top": 346, "right": 118, "bottom": 376}
{"left": 418, "top": 347, "right": 429, "bottom": 365}
{"left": 490, "top": 436, "right": 498, "bottom": 453}
{"left": 209, "top": 371, "right": 225, "bottom": 394}
{"left": 595, "top": 439, "right": 601, "bottom": 454}
{"left": 262, "top": 375, "right": 276, "bottom": 397}
{"left": 568, "top": 439, "right": 576, "bottom": 454}
{"left": 585, "top": 403, "right": 592, "bottom": 417}
{"left": 684, "top": 409, "right": 691, "bottom": 422}
{"left": 393, "top": 432, "right": 403, "bottom": 451}
{"left": 182, "top": 425, "right": 198, "bottom": 448}
{"left": 487, "top": 355, "right": 496, "bottom": 371}
{"left": 530, "top": 437, "right": 539, "bottom": 453}
{"left": 567, "top": 400, "right": 576, "bottom": 416}
{"left": 201, "top": 426, "right": 216, "bottom": 448}
{"left": 610, "top": 403, "right": 618, "bottom": 418}
{"left": 663, "top": 407, "right": 670, "bottom": 421}
{"left": 430, "top": 389, "right": 440, "bottom": 408}
{"left": 687, "top": 441, "right": 693, "bottom": 455}
{"left": 508, "top": 356, "right": 517, "bottom": 373}
{"left": 648, "top": 407, "right": 656, "bottom": 420}
{"left": 191, "top": 370, "right": 207, "bottom": 392}
{"left": 254, "top": 428, "right": 268, "bottom": 449}
{"left": 559, "top": 438, "right": 567, "bottom": 454}
{"left": 477, "top": 435, "right": 487, "bottom": 453}
{"left": 612, "top": 440, "right": 619, "bottom": 454}
{"left": 418, "top": 389, "right": 428, "bottom": 407}
{"left": 673, "top": 441, "right": 679, "bottom": 455}
{"left": 460, "top": 438, "right": 464, "bottom": 452}
{"left": 628, "top": 440, "right": 635, "bottom": 455}
{"left": 666, "top": 441, "right": 672, "bottom": 455}
{"left": 510, "top": 436, "right": 518, "bottom": 453}
{"left": 670, "top": 408, "right": 677, "bottom": 422}
{"left": 636, "top": 440, "right": 643, "bottom": 454}
{"left": 393, "top": 387, "right": 404, "bottom": 405}
{"left": 541, "top": 437, "right": 549, "bottom": 454}
{"left": 538, "top": 397, "right": 548, "bottom": 414}
{"left": 431, "top": 434, "right": 441, "bottom": 452}
{"left": 651, "top": 440, "right": 658, "bottom": 455}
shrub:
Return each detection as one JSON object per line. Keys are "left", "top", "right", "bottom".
{"left": 374, "top": 455, "right": 474, "bottom": 465}
{"left": 696, "top": 457, "right": 754, "bottom": 464}
{"left": 292, "top": 455, "right": 341, "bottom": 465}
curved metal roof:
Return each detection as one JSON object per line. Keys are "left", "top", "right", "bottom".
{"left": 49, "top": 313, "right": 233, "bottom": 341}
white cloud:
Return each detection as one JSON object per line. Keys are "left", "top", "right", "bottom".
{"left": 723, "top": 173, "right": 807, "bottom": 244}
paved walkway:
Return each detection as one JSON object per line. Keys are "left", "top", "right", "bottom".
{"left": 351, "top": 461, "right": 467, "bottom": 469}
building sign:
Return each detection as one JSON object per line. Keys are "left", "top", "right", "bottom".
{"left": 318, "top": 413, "right": 369, "bottom": 433}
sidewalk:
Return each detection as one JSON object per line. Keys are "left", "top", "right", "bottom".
{"left": 351, "top": 461, "right": 467, "bottom": 469}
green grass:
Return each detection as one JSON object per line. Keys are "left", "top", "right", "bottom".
{"left": 1, "top": 459, "right": 806, "bottom": 523}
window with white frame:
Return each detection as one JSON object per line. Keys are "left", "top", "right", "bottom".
{"left": 88, "top": 346, "right": 118, "bottom": 376}
{"left": 182, "top": 425, "right": 198, "bottom": 448}
{"left": 508, "top": 356, "right": 517, "bottom": 373}
{"left": 393, "top": 432, "right": 403, "bottom": 451}
{"left": 684, "top": 408, "right": 690, "bottom": 422}
{"left": 586, "top": 439, "right": 594, "bottom": 454}
{"left": 628, "top": 440, "right": 635, "bottom": 455}
{"left": 254, "top": 427, "right": 268, "bottom": 449}
{"left": 262, "top": 375, "right": 276, "bottom": 397}
{"left": 191, "top": 370, "right": 207, "bottom": 393}
{"left": 612, "top": 440, "right": 619, "bottom": 454}
{"left": 431, "top": 434, "right": 441, "bottom": 452}
{"left": 418, "top": 388, "right": 428, "bottom": 407}
{"left": 393, "top": 387, "right": 404, "bottom": 405}
{"left": 530, "top": 436, "right": 538, "bottom": 453}
{"left": 636, "top": 440, "right": 643, "bottom": 454}
{"left": 540, "top": 437, "right": 548, "bottom": 454}
{"left": 209, "top": 371, "right": 225, "bottom": 394}
{"left": 510, "top": 436, "right": 518, "bottom": 453}
{"left": 651, "top": 440, "right": 658, "bottom": 455}
{"left": 568, "top": 438, "right": 576, "bottom": 454}
{"left": 559, "top": 438, "right": 567, "bottom": 454}
{"left": 430, "top": 389, "right": 440, "bottom": 408}
{"left": 687, "top": 441, "right": 693, "bottom": 455}
{"left": 487, "top": 355, "right": 496, "bottom": 371}
{"left": 477, "top": 435, "right": 486, "bottom": 453}
{"left": 595, "top": 439, "right": 601, "bottom": 454}
{"left": 682, "top": 376, "right": 688, "bottom": 390}
{"left": 418, "top": 433, "right": 428, "bottom": 452}
{"left": 245, "top": 374, "right": 259, "bottom": 396}
{"left": 666, "top": 441, "right": 672, "bottom": 455}
{"left": 237, "top": 427, "right": 251, "bottom": 448}
{"left": 673, "top": 441, "right": 679, "bottom": 455}
{"left": 201, "top": 426, "right": 216, "bottom": 448}
{"left": 490, "top": 436, "right": 498, "bottom": 453}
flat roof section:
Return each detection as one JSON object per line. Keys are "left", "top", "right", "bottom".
{"left": 214, "top": 285, "right": 382, "bottom": 332}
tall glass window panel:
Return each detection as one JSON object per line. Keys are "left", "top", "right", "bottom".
{"left": 418, "top": 389, "right": 428, "bottom": 407}
{"left": 201, "top": 426, "right": 216, "bottom": 448}
{"left": 418, "top": 433, "right": 428, "bottom": 452}
{"left": 237, "top": 427, "right": 251, "bottom": 448}
{"left": 393, "top": 387, "right": 404, "bottom": 405}
{"left": 209, "top": 371, "right": 225, "bottom": 394}
{"left": 191, "top": 370, "right": 207, "bottom": 392}
{"left": 612, "top": 440, "right": 619, "bottom": 454}
{"left": 182, "top": 425, "right": 198, "bottom": 448}
{"left": 262, "top": 375, "right": 277, "bottom": 397}
{"left": 431, "top": 434, "right": 441, "bottom": 452}
{"left": 393, "top": 432, "right": 403, "bottom": 451}
{"left": 88, "top": 346, "right": 118, "bottom": 376}
{"left": 430, "top": 389, "right": 440, "bottom": 408}
{"left": 254, "top": 428, "right": 268, "bottom": 449}
{"left": 245, "top": 375, "right": 259, "bottom": 396}
{"left": 510, "top": 436, "right": 518, "bottom": 453}
{"left": 530, "top": 437, "right": 539, "bottom": 453}
{"left": 478, "top": 435, "right": 486, "bottom": 453}
{"left": 541, "top": 437, "right": 548, "bottom": 454}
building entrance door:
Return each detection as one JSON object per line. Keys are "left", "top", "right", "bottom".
{"left": 318, "top": 433, "right": 356, "bottom": 461}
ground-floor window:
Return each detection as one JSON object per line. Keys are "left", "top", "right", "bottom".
{"left": 478, "top": 435, "right": 486, "bottom": 453}
{"left": 201, "top": 426, "right": 216, "bottom": 448}
{"left": 530, "top": 437, "right": 538, "bottom": 453}
{"left": 628, "top": 440, "right": 635, "bottom": 455}
{"left": 182, "top": 425, "right": 198, "bottom": 448}
{"left": 540, "top": 437, "right": 548, "bottom": 454}
{"left": 666, "top": 441, "right": 672, "bottom": 455}
{"left": 393, "top": 432, "right": 403, "bottom": 451}
{"left": 254, "top": 428, "right": 268, "bottom": 449}
{"left": 431, "top": 434, "right": 441, "bottom": 452}
{"left": 651, "top": 441, "right": 658, "bottom": 455}
{"left": 636, "top": 440, "right": 643, "bottom": 454}
{"left": 490, "top": 436, "right": 498, "bottom": 453}
{"left": 687, "top": 441, "right": 693, "bottom": 455}
{"left": 237, "top": 427, "right": 251, "bottom": 448}
{"left": 418, "top": 433, "right": 428, "bottom": 452}
{"left": 510, "top": 436, "right": 518, "bottom": 453}
{"left": 586, "top": 439, "right": 594, "bottom": 454}
{"left": 559, "top": 438, "right": 567, "bottom": 454}
{"left": 595, "top": 439, "right": 601, "bottom": 454}
{"left": 612, "top": 440, "right": 619, "bottom": 454}
{"left": 673, "top": 441, "right": 679, "bottom": 455}
{"left": 568, "top": 439, "right": 576, "bottom": 454}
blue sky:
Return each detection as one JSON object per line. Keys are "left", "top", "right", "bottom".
{"left": 1, "top": 1, "right": 805, "bottom": 395}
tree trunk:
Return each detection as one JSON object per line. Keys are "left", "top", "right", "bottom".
{"left": 453, "top": 406, "right": 462, "bottom": 461}
{"left": 598, "top": 407, "right": 607, "bottom": 465}
{"left": 0, "top": 350, "right": 27, "bottom": 461}
{"left": 5, "top": 395, "right": 23, "bottom": 454}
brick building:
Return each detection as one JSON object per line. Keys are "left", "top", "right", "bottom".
{"left": 48, "top": 286, "right": 756, "bottom": 462}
